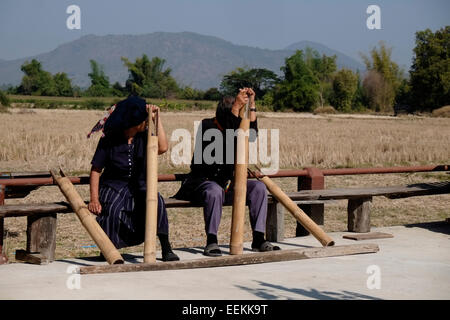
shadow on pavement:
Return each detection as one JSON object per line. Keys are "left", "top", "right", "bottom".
{"left": 404, "top": 221, "right": 450, "bottom": 235}
{"left": 236, "top": 280, "right": 382, "bottom": 300}
{"left": 58, "top": 253, "right": 144, "bottom": 266}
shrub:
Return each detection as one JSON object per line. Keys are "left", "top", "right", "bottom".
{"left": 432, "top": 106, "right": 450, "bottom": 118}
{"left": 0, "top": 90, "right": 10, "bottom": 107}
{"left": 313, "top": 106, "right": 337, "bottom": 115}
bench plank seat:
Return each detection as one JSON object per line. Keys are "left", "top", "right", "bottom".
{"left": 1, "top": 182, "right": 447, "bottom": 218}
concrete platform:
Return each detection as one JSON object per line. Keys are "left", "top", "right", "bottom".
{"left": 0, "top": 222, "right": 449, "bottom": 300}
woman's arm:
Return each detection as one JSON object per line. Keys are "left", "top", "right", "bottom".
{"left": 247, "top": 88, "right": 257, "bottom": 122}
{"left": 156, "top": 111, "right": 168, "bottom": 155}
{"left": 148, "top": 104, "right": 168, "bottom": 154}
{"left": 88, "top": 166, "right": 102, "bottom": 215}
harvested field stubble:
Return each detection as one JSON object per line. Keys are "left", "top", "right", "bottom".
{"left": 1, "top": 108, "right": 449, "bottom": 261}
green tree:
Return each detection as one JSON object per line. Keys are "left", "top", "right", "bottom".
{"left": 304, "top": 48, "right": 337, "bottom": 107}
{"left": 352, "top": 71, "right": 367, "bottom": 111}
{"left": 362, "top": 70, "right": 393, "bottom": 112}
{"left": 121, "top": 55, "right": 179, "bottom": 98}
{"left": 273, "top": 50, "right": 319, "bottom": 111}
{"left": 177, "top": 86, "right": 204, "bottom": 100}
{"left": 360, "top": 41, "right": 404, "bottom": 111}
{"left": 203, "top": 87, "right": 222, "bottom": 101}
{"left": 410, "top": 26, "right": 450, "bottom": 111}
{"left": 18, "top": 59, "right": 57, "bottom": 96}
{"left": 111, "top": 82, "right": 126, "bottom": 97}
{"left": 331, "top": 69, "right": 358, "bottom": 112}
{"left": 53, "top": 72, "right": 73, "bottom": 97}
{"left": 220, "top": 67, "right": 279, "bottom": 99}
{"left": 86, "top": 60, "right": 111, "bottom": 96}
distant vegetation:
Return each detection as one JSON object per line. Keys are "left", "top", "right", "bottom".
{"left": 3, "top": 26, "right": 449, "bottom": 114}
{"left": 0, "top": 89, "right": 10, "bottom": 113}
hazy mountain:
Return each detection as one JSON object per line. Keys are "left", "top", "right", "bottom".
{"left": 0, "top": 32, "right": 365, "bottom": 90}
{"left": 285, "top": 40, "right": 366, "bottom": 72}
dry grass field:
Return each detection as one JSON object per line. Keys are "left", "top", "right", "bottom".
{"left": 1, "top": 107, "right": 449, "bottom": 261}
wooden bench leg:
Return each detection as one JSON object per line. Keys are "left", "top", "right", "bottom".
{"left": 296, "top": 168, "right": 325, "bottom": 236}
{"left": 15, "top": 213, "right": 57, "bottom": 265}
{"left": 0, "top": 184, "right": 7, "bottom": 265}
{"left": 266, "top": 201, "right": 285, "bottom": 242}
{"left": 296, "top": 203, "right": 325, "bottom": 236}
{"left": 347, "top": 197, "right": 372, "bottom": 233}
{"left": 0, "top": 217, "right": 7, "bottom": 265}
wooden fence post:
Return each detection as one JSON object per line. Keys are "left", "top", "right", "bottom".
{"left": 296, "top": 167, "right": 325, "bottom": 236}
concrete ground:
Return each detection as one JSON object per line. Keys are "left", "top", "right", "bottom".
{"left": 0, "top": 221, "right": 449, "bottom": 300}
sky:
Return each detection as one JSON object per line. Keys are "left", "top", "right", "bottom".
{"left": 0, "top": 0, "right": 449, "bottom": 69}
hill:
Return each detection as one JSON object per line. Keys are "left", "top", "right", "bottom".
{"left": 0, "top": 32, "right": 365, "bottom": 90}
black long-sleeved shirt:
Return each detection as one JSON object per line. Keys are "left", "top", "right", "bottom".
{"left": 174, "top": 111, "right": 257, "bottom": 200}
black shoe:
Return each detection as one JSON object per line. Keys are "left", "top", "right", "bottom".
{"left": 251, "top": 241, "right": 281, "bottom": 252}
{"left": 203, "top": 243, "right": 222, "bottom": 257}
{"left": 162, "top": 251, "right": 180, "bottom": 262}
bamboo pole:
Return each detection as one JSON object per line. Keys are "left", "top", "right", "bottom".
{"left": 230, "top": 103, "right": 250, "bottom": 255}
{"left": 144, "top": 109, "right": 159, "bottom": 263}
{"left": 51, "top": 170, "right": 124, "bottom": 264}
{"left": 249, "top": 168, "right": 335, "bottom": 247}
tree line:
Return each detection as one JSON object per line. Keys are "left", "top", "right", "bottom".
{"left": 2, "top": 26, "right": 448, "bottom": 113}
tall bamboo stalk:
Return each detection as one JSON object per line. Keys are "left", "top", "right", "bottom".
{"left": 230, "top": 103, "right": 250, "bottom": 255}
{"left": 144, "top": 110, "right": 159, "bottom": 263}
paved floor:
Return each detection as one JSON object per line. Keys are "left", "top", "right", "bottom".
{"left": 1, "top": 222, "right": 449, "bottom": 300}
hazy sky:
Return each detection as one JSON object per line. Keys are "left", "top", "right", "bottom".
{"left": 0, "top": 0, "right": 448, "bottom": 69}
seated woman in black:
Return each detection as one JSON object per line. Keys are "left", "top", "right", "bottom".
{"left": 174, "top": 88, "right": 280, "bottom": 256}
{"left": 88, "top": 96, "right": 179, "bottom": 261}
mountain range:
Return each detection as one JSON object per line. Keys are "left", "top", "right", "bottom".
{"left": 0, "top": 32, "right": 365, "bottom": 90}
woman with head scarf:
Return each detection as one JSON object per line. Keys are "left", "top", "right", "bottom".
{"left": 88, "top": 96, "right": 179, "bottom": 261}
{"left": 174, "top": 88, "right": 280, "bottom": 256}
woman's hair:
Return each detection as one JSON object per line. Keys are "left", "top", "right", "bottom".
{"left": 216, "top": 96, "right": 235, "bottom": 127}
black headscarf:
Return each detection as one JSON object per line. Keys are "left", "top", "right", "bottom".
{"left": 103, "top": 96, "right": 148, "bottom": 134}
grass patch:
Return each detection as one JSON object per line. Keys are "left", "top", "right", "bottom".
{"left": 8, "top": 95, "right": 218, "bottom": 111}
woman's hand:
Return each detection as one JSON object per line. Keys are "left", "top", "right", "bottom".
{"left": 88, "top": 200, "right": 102, "bottom": 215}
{"left": 232, "top": 88, "right": 250, "bottom": 116}
{"left": 246, "top": 88, "right": 255, "bottom": 105}
{"left": 146, "top": 104, "right": 160, "bottom": 123}
{"left": 235, "top": 88, "right": 249, "bottom": 109}
{"left": 89, "top": 167, "right": 102, "bottom": 215}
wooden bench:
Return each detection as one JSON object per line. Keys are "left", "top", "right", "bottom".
{"left": 0, "top": 181, "right": 448, "bottom": 264}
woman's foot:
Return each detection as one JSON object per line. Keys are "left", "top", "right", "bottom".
{"left": 158, "top": 233, "right": 179, "bottom": 261}
{"left": 203, "top": 243, "right": 222, "bottom": 257}
{"left": 251, "top": 240, "right": 281, "bottom": 252}
{"left": 162, "top": 250, "right": 180, "bottom": 262}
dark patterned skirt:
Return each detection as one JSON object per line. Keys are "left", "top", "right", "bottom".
{"left": 96, "top": 185, "right": 169, "bottom": 249}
